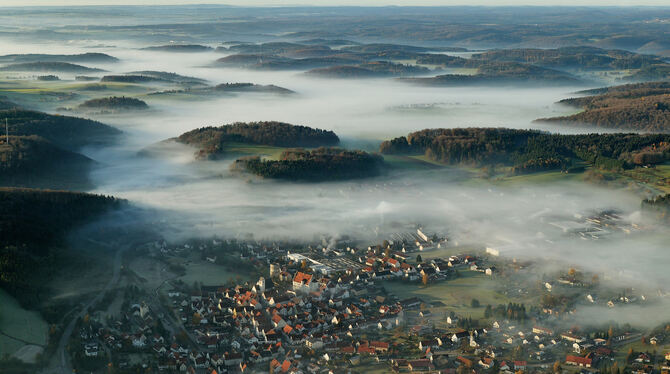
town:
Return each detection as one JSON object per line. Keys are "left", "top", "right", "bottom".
{"left": 67, "top": 227, "right": 670, "bottom": 374}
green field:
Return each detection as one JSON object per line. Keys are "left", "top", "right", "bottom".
{"left": 177, "top": 260, "right": 254, "bottom": 287}
{"left": 0, "top": 289, "right": 48, "bottom": 357}
{"left": 383, "top": 270, "right": 522, "bottom": 320}
{"left": 223, "top": 142, "right": 288, "bottom": 160}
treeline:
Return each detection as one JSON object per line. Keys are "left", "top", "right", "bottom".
{"left": 79, "top": 96, "right": 148, "bottom": 110}
{"left": 177, "top": 121, "right": 340, "bottom": 159}
{"left": 380, "top": 127, "right": 670, "bottom": 172}
{"left": 642, "top": 194, "right": 670, "bottom": 221}
{"left": 307, "top": 61, "right": 430, "bottom": 78}
{"left": 539, "top": 81, "right": 670, "bottom": 132}
{"left": 0, "top": 61, "right": 104, "bottom": 73}
{"left": 0, "top": 188, "right": 122, "bottom": 306}
{"left": 484, "top": 303, "right": 528, "bottom": 321}
{"left": 232, "top": 147, "right": 384, "bottom": 181}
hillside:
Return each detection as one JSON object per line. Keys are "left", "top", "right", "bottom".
{"left": 537, "top": 81, "right": 670, "bottom": 132}
{"left": 0, "top": 187, "right": 122, "bottom": 305}
{"left": 214, "top": 83, "right": 294, "bottom": 94}
{"left": 306, "top": 61, "right": 430, "bottom": 78}
{"left": 3, "top": 109, "right": 121, "bottom": 150}
{"left": 642, "top": 194, "right": 670, "bottom": 221}
{"left": 78, "top": 96, "right": 149, "bottom": 111}
{"left": 232, "top": 147, "right": 384, "bottom": 181}
{"left": 0, "top": 136, "right": 95, "bottom": 189}
{"left": 0, "top": 52, "right": 118, "bottom": 63}
{"left": 142, "top": 44, "right": 213, "bottom": 52}
{"left": 404, "top": 62, "right": 580, "bottom": 86}
{"left": 0, "top": 62, "right": 105, "bottom": 73}
{"left": 380, "top": 127, "right": 670, "bottom": 174}
{"left": 176, "top": 121, "right": 340, "bottom": 159}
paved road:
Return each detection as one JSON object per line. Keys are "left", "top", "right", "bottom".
{"left": 42, "top": 240, "right": 130, "bottom": 374}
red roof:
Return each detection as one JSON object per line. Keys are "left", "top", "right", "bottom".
{"left": 566, "top": 355, "right": 592, "bottom": 365}
{"left": 293, "top": 272, "right": 312, "bottom": 285}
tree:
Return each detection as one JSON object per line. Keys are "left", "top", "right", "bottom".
{"left": 416, "top": 254, "right": 422, "bottom": 263}
{"left": 568, "top": 268, "right": 577, "bottom": 277}
{"left": 471, "top": 299, "right": 480, "bottom": 308}
{"left": 484, "top": 305, "right": 493, "bottom": 318}
{"left": 553, "top": 361, "right": 561, "bottom": 373}
{"left": 422, "top": 272, "right": 428, "bottom": 286}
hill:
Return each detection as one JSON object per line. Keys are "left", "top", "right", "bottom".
{"left": 232, "top": 147, "right": 384, "bottom": 181}
{"left": 2, "top": 108, "right": 121, "bottom": 150}
{"left": 0, "top": 187, "right": 122, "bottom": 306}
{"left": 0, "top": 62, "right": 105, "bottom": 73}
{"left": 404, "top": 62, "right": 581, "bottom": 86}
{"left": 78, "top": 96, "right": 148, "bottom": 111}
{"left": 176, "top": 121, "right": 340, "bottom": 159}
{"left": 536, "top": 81, "right": 670, "bottom": 132}
{"left": 306, "top": 61, "right": 430, "bottom": 78}
{"left": 0, "top": 135, "right": 95, "bottom": 189}
{"left": 142, "top": 44, "right": 213, "bottom": 52}
{"left": 0, "top": 52, "right": 118, "bottom": 64}
{"left": 380, "top": 127, "right": 670, "bottom": 174}
{"left": 128, "top": 70, "right": 207, "bottom": 85}
{"left": 214, "top": 83, "right": 294, "bottom": 94}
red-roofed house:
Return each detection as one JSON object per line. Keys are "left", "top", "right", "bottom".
{"left": 293, "top": 272, "right": 316, "bottom": 293}
{"left": 566, "top": 355, "right": 592, "bottom": 368}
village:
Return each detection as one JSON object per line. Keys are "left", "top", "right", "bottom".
{"left": 68, "top": 228, "right": 670, "bottom": 374}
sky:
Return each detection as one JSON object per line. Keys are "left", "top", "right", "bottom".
{"left": 0, "top": 0, "right": 669, "bottom": 6}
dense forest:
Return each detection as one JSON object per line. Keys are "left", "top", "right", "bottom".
{"left": 380, "top": 128, "right": 670, "bottom": 174}
{"left": 0, "top": 136, "right": 94, "bottom": 189}
{"left": 307, "top": 61, "right": 430, "bottom": 78}
{"left": 232, "top": 147, "right": 384, "bottom": 181}
{"left": 0, "top": 188, "right": 122, "bottom": 306}
{"left": 176, "top": 121, "right": 340, "bottom": 159}
{"left": 129, "top": 70, "right": 207, "bottom": 85}
{"left": 78, "top": 96, "right": 148, "bottom": 110}
{"left": 2, "top": 108, "right": 120, "bottom": 150}
{"left": 642, "top": 194, "right": 670, "bottom": 221}
{"left": 0, "top": 61, "right": 104, "bottom": 73}
{"left": 538, "top": 81, "right": 670, "bottom": 132}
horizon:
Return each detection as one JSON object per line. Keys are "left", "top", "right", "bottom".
{"left": 2, "top": 1, "right": 670, "bottom": 7}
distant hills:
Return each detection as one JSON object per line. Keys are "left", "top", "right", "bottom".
{"left": 307, "top": 61, "right": 430, "bottom": 78}
{"left": 0, "top": 52, "right": 118, "bottom": 63}
{"left": 404, "top": 62, "right": 581, "bottom": 86}
{"left": 537, "top": 81, "right": 670, "bottom": 132}
{"left": 142, "top": 44, "right": 213, "bottom": 52}
{"left": 0, "top": 62, "right": 105, "bottom": 73}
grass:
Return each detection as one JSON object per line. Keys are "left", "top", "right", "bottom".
{"left": 0, "top": 289, "right": 48, "bottom": 356}
{"left": 494, "top": 169, "right": 584, "bottom": 186}
{"left": 383, "top": 154, "right": 444, "bottom": 170}
{"left": 177, "top": 260, "right": 254, "bottom": 286}
{"left": 222, "top": 142, "right": 288, "bottom": 160}
{"left": 383, "top": 270, "right": 520, "bottom": 320}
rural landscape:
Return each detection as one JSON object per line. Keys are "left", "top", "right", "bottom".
{"left": 1, "top": 2, "right": 670, "bottom": 374}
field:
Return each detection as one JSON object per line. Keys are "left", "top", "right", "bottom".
{"left": 0, "top": 289, "right": 48, "bottom": 359}
{"left": 223, "top": 142, "right": 288, "bottom": 160}
{"left": 383, "top": 269, "right": 521, "bottom": 321}
{"left": 177, "top": 258, "right": 254, "bottom": 286}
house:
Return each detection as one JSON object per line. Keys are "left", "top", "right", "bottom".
{"left": 514, "top": 360, "right": 527, "bottom": 370}
{"left": 533, "top": 326, "right": 554, "bottom": 336}
{"left": 293, "top": 272, "right": 316, "bottom": 293}
{"left": 408, "top": 359, "right": 435, "bottom": 371}
{"left": 369, "top": 341, "right": 390, "bottom": 353}
{"left": 566, "top": 355, "right": 592, "bottom": 368}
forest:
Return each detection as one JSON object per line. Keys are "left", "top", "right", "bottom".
{"left": 0, "top": 188, "right": 122, "bottom": 306}
{"left": 78, "top": 96, "right": 148, "bottom": 110}
{"left": 380, "top": 128, "right": 670, "bottom": 173}
{"left": 176, "top": 121, "right": 340, "bottom": 159}
{"left": 0, "top": 52, "right": 118, "bottom": 63}
{"left": 2, "top": 108, "right": 120, "bottom": 150}
{"left": 232, "top": 147, "right": 384, "bottom": 181}
{"left": 307, "top": 61, "right": 430, "bottom": 78}
{"left": 538, "top": 81, "right": 670, "bottom": 132}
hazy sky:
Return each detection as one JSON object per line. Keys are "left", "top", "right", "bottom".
{"left": 1, "top": 0, "right": 668, "bottom": 6}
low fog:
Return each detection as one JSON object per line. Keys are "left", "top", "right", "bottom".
{"left": 2, "top": 33, "right": 669, "bottom": 327}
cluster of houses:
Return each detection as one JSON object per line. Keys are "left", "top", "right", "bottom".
{"left": 80, "top": 237, "right": 670, "bottom": 374}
